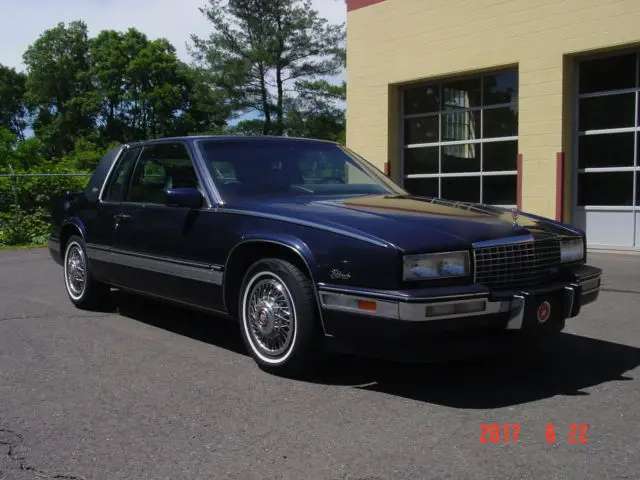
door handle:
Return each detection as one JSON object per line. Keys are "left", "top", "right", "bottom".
{"left": 114, "top": 213, "right": 131, "bottom": 221}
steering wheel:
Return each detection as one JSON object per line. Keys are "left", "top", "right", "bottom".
{"left": 319, "top": 176, "right": 346, "bottom": 184}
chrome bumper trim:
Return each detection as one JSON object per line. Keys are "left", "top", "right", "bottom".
{"left": 398, "top": 297, "right": 508, "bottom": 322}
{"left": 316, "top": 284, "right": 488, "bottom": 302}
{"left": 318, "top": 291, "right": 400, "bottom": 319}
{"left": 319, "top": 271, "right": 602, "bottom": 324}
{"left": 505, "top": 295, "right": 525, "bottom": 330}
{"left": 319, "top": 290, "right": 511, "bottom": 322}
{"left": 580, "top": 274, "right": 601, "bottom": 296}
{"left": 565, "top": 285, "right": 576, "bottom": 316}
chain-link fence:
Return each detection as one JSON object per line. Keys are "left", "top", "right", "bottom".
{"left": 0, "top": 172, "right": 92, "bottom": 247}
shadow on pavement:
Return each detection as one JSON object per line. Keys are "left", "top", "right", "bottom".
{"left": 112, "top": 290, "right": 247, "bottom": 356}
{"left": 111, "top": 289, "right": 640, "bottom": 409}
{"left": 316, "top": 334, "right": 640, "bottom": 408}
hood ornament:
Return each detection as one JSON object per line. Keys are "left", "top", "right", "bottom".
{"left": 511, "top": 208, "right": 520, "bottom": 227}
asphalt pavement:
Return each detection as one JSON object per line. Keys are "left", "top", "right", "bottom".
{"left": 1, "top": 247, "right": 639, "bottom": 480}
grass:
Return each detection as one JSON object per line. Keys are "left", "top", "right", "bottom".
{"left": 0, "top": 243, "right": 47, "bottom": 250}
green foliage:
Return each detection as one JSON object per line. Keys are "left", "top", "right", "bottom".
{"left": 0, "top": 207, "right": 50, "bottom": 246}
{"left": 0, "top": 2, "right": 348, "bottom": 246}
{"left": 24, "top": 21, "right": 99, "bottom": 159}
{"left": 19, "top": 22, "right": 233, "bottom": 157}
{"left": 0, "top": 165, "right": 91, "bottom": 247}
{"left": 0, "top": 127, "right": 17, "bottom": 169}
{"left": 0, "top": 125, "right": 96, "bottom": 247}
{"left": 191, "top": 0, "right": 346, "bottom": 137}
{"left": 0, "top": 165, "right": 90, "bottom": 214}
{"left": 62, "top": 137, "right": 115, "bottom": 171}
{"left": 284, "top": 79, "right": 346, "bottom": 142}
{"left": 225, "top": 118, "right": 268, "bottom": 136}
{"left": 0, "top": 65, "right": 29, "bottom": 140}
{"left": 92, "top": 30, "right": 185, "bottom": 140}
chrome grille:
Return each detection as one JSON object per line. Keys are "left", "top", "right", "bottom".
{"left": 473, "top": 238, "right": 561, "bottom": 289}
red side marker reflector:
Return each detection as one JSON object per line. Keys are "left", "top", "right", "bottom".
{"left": 357, "top": 300, "right": 377, "bottom": 311}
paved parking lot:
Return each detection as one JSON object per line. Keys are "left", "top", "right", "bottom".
{"left": 1, "top": 248, "right": 639, "bottom": 480}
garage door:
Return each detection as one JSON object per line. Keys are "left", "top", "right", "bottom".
{"left": 574, "top": 51, "right": 640, "bottom": 249}
{"left": 400, "top": 70, "right": 519, "bottom": 208}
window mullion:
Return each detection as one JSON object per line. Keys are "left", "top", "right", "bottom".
{"left": 480, "top": 75, "right": 484, "bottom": 203}
{"left": 438, "top": 83, "right": 443, "bottom": 197}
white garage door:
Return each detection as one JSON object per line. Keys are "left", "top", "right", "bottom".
{"left": 574, "top": 51, "right": 640, "bottom": 250}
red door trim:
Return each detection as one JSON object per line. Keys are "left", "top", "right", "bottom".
{"left": 555, "top": 152, "right": 565, "bottom": 222}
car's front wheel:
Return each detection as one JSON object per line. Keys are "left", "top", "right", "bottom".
{"left": 238, "top": 258, "right": 323, "bottom": 377}
{"left": 63, "top": 235, "right": 110, "bottom": 310}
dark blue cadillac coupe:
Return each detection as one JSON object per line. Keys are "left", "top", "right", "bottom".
{"left": 48, "top": 135, "right": 602, "bottom": 376}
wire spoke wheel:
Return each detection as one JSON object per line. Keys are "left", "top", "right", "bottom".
{"left": 245, "top": 275, "right": 295, "bottom": 359}
{"left": 239, "top": 258, "right": 323, "bottom": 377}
{"left": 65, "top": 242, "right": 87, "bottom": 299}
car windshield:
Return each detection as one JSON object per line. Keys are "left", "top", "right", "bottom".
{"left": 196, "top": 139, "right": 405, "bottom": 201}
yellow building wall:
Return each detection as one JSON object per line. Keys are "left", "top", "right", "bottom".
{"left": 346, "top": 0, "right": 640, "bottom": 220}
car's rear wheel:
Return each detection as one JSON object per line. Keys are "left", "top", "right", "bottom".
{"left": 238, "top": 258, "right": 323, "bottom": 377}
{"left": 63, "top": 235, "right": 110, "bottom": 310}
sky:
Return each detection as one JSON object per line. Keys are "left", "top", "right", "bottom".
{"left": 0, "top": 0, "right": 347, "bottom": 71}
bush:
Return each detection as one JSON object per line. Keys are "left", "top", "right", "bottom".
{"left": 0, "top": 163, "right": 91, "bottom": 247}
{"left": 0, "top": 207, "right": 50, "bottom": 246}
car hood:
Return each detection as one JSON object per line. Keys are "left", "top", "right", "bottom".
{"left": 233, "top": 194, "right": 581, "bottom": 253}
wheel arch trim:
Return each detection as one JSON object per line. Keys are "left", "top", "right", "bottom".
{"left": 223, "top": 236, "right": 327, "bottom": 335}
{"left": 60, "top": 218, "right": 87, "bottom": 248}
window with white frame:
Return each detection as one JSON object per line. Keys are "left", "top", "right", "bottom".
{"left": 401, "top": 70, "right": 519, "bottom": 206}
{"left": 576, "top": 52, "right": 640, "bottom": 207}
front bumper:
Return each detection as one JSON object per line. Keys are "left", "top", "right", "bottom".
{"left": 318, "top": 264, "right": 602, "bottom": 361}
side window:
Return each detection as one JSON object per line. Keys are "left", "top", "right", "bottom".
{"left": 127, "top": 143, "right": 200, "bottom": 204}
{"left": 102, "top": 146, "right": 141, "bottom": 202}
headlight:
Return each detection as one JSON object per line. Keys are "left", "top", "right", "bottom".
{"left": 403, "top": 251, "right": 470, "bottom": 281}
{"left": 561, "top": 238, "right": 584, "bottom": 263}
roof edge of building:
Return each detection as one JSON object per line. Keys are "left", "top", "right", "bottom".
{"left": 347, "top": 0, "right": 386, "bottom": 12}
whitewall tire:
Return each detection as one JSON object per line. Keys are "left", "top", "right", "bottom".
{"left": 238, "top": 258, "right": 323, "bottom": 377}
{"left": 63, "top": 235, "right": 110, "bottom": 310}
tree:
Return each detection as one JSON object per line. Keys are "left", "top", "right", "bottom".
{"left": 0, "top": 65, "right": 30, "bottom": 140}
{"left": 23, "top": 21, "right": 100, "bottom": 158}
{"left": 2, "top": 18, "right": 241, "bottom": 246}
{"left": 284, "top": 78, "right": 345, "bottom": 143}
{"left": 0, "top": 127, "right": 17, "bottom": 171}
{"left": 171, "top": 63, "right": 232, "bottom": 136}
{"left": 190, "top": 0, "right": 345, "bottom": 136}
{"left": 225, "top": 118, "right": 267, "bottom": 136}
{"left": 89, "top": 28, "right": 136, "bottom": 143}
{"left": 126, "top": 36, "right": 184, "bottom": 138}
{"left": 90, "top": 28, "right": 231, "bottom": 144}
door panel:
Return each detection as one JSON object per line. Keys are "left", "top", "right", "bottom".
{"left": 83, "top": 203, "right": 121, "bottom": 281}
{"left": 84, "top": 146, "right": 141, "bottom": 281}
{"left": 109, "top": 142, "right": 225, "bottom": 310}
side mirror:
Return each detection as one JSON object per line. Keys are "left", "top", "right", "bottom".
{"left": 164, "top": 187, "right": 203, "bottom": 209}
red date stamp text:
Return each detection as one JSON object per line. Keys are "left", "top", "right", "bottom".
{"left": 480, "top": 423, "right": 588, "bottom": 443}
